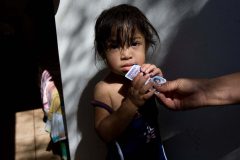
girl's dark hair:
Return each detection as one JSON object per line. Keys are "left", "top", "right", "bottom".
{"left": 94, "top": 4, "right": 160, "bottom": 60}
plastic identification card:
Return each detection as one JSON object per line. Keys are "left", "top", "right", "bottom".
{"left": 125, "top": 64, "right": 166, "bottom": 85}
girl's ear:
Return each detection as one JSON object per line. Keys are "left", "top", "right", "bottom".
{"left": 103, "top": 57, "right": 108, "bottom": 65}
{"left": 145, "top": 42, "right": 149, "bottom": 53}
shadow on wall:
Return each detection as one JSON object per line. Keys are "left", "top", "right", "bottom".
{"left": 75, "top": 68, "right": 109, "bottom": 160}
{"left": 61, "top": 0, "right": 240, "bottom": 159}
{"left": 161, "top": 0, "right": 240, "bottom": 79}
{"left": 157, "top": 0, "right": 240, "bottom": 160}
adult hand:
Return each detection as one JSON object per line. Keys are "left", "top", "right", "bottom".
{"left": 154, "top": 72, "right": 240, "bottom": 110}
{"left": 154, "top": 78, "right": 207, "bottom": 110}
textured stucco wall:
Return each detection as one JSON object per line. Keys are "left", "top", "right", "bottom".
{"left": 55, "top": 0, "right": 240, "bottom": 159}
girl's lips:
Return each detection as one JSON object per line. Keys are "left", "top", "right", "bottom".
{"left": 121, "top": 66, "right": 132, "bottom": 72}
{"left": 121, "top": 62, "right": 137, "bottom": 73}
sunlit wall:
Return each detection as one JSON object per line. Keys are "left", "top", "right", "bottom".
{"left": 55, "top": 0, "right": 240, "bottom": 159}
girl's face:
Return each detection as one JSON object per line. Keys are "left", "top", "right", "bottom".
{"left": 105, "top": 31, "right": 146, "bottom": 76}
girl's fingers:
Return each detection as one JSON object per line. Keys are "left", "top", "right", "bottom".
{"left": 141, "top": 64, "right": 153, "bottom": 73}
{"left": 150, "top": 67, "right": 162, "bottom": 77}
{"left": 142, "top": 88, "right": 155, "bottom": 100}
{"left": 140, "top": 64, "right": 163, "bottom": 77}
{"left": 132, "top": 72, "right": 150, "bottom": 89}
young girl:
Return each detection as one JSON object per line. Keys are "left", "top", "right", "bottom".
{"left": 91, "top": 4, "right": 167, "bottom": 160}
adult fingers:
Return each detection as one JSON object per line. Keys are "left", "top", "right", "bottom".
{"left": 154, "top": 80, "right": 179, "bottom": 92}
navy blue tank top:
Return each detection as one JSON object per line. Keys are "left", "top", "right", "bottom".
{"left": 91, "top": 97, "right": 168, "bottom": 160}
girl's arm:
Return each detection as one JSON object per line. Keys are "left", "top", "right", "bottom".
{"left": 93, "top": 82, "right": 140, "bottom": 142}
{"left": 94, "top": 73, "right": 155, "bottom": 142}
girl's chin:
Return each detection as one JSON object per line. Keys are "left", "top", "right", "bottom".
{"left": 122, "top": 72, "right": 128, "bottom": 76}
{"left": 111, "top": 71, "right": 126, "bottom": 76}
{"left": 119, "top": 71, "right": 127, "bottom": 75}
{"left": 121, "top": 66, "right": 132, "bottom": 72}
{"left": 120, "top": 70, "right": 129, "bottom": 75}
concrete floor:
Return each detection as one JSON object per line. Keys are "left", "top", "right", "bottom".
{"left": 15, "top": 108, "right": 61, "bottom": 160}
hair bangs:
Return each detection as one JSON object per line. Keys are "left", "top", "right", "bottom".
{"left": 108, "top": 20, "right": 137, "bottom": 49}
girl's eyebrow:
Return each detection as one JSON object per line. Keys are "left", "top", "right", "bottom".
{"left": 134, "top": 36, "right": 141, "bottom": 39}
{"left": 133, "top": 34, "right": 143, "bottom": 39}
{"left": 133, "top": 36, "right": 143, "bottom": 40}
{"left": 107, "top": 39, "right": 117, "bottom": 44}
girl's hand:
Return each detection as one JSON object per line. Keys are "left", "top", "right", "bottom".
{"left": 140, "top": 64, "right": 163, "bottom": 77}
{"left": 127, "top": 72, "right": 155, "bottom": 107}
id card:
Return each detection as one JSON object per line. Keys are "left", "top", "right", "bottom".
{"left": 125, "top": 64, "right": 141, "bottom": 81}
{"left": 125, "top": 64, "right": 166, "bottom": 85}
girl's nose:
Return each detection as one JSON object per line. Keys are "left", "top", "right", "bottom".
{"left": 120, "top": 47, "right": 132, "bottom": 59}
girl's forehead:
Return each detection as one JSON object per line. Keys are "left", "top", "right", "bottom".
{"left": 133, "top": 32, "right": 144, "bottom": 39}
{"left": 109, "top": 28, "right": 144, "bottom": 39}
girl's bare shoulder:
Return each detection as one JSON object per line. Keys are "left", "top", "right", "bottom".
{"left": 94, "top": 73, "right": 121, "bottom": 95}
{"left": 94, "top": 80, "right": 109, "bottom": 92}
{"left": 93, "top": 80, "right": 111, "bottom": 101}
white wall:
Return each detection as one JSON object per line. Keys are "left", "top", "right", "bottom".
{"left": 55, "top": 0, "right": 240, "bottom": 159}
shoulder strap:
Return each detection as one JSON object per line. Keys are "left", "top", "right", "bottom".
{"left": 91, "top": 100, "right": 113, "bottom": 114}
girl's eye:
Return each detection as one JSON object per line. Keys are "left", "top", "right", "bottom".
{"left": 111, "top": 44, "right": 119, "bottom": 49}
{"left": 107, "top": 43, "right": 120, "bottom": 53}
{"left": 108, "top": 43, "right": 119, "bottom": 49}
{"left": 131, "top": 41, "right": 140, "bottom": 47}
